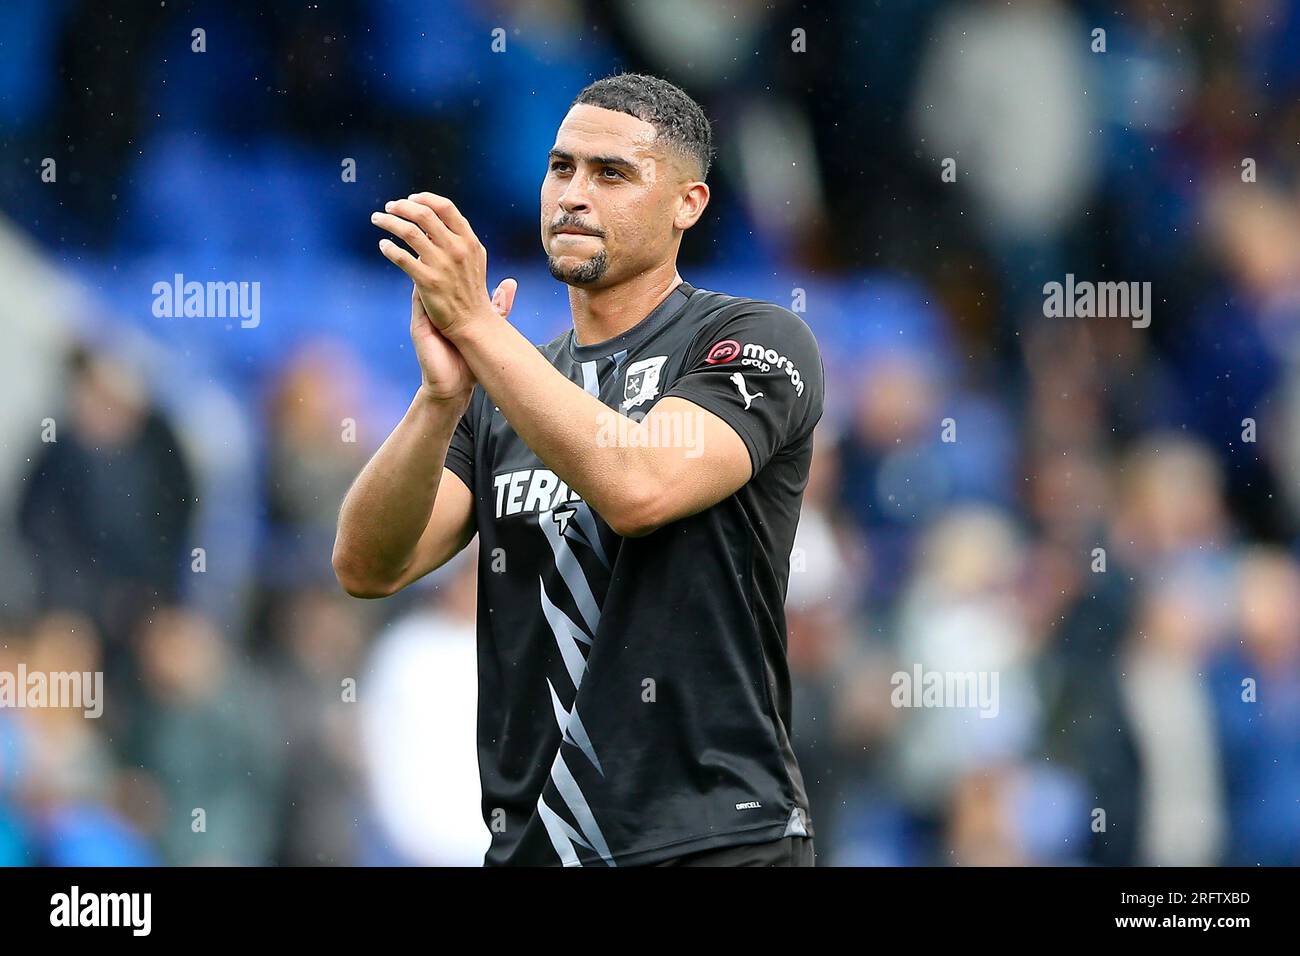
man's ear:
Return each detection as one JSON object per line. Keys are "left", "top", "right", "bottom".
{"left": 675, "top": 181, "right": 710, "bottom": 231}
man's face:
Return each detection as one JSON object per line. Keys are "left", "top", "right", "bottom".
{"left": 540, "top": 104, "right": 695, "bottom": 288}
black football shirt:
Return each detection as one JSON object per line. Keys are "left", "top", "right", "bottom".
{"left": 443, "top": 280, "right": 825, "bottom": 866}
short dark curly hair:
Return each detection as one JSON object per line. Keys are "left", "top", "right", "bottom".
{"left": 571, "top": 73, "right": 714, "bottom": 181}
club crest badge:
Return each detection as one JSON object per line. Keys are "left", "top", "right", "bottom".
{"left": 621, "top": 355, "right": 667, "bottom": 411}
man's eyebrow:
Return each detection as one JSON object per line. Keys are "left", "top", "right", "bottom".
{"left": 548, "top": 148, "right": 639, "bottom": 172}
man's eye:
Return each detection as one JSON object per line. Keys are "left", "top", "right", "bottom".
{"left": 550, "top": 162, "right": 571, "bottom": 173}
{"left": 601, "top": 167, "right": 624, "bottom": 180}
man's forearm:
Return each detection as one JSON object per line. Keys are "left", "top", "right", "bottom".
{"left": 448, "top": 312, "right": 650, "bottom": 529}
{"left": 333, "top": 388, "right": 462, "bottom": 589}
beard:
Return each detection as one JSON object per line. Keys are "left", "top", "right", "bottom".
{"left": 547, "top": 249, "right": 609, "bottom": 286}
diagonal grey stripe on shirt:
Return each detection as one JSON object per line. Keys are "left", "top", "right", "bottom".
{"left": 540, "top": 582, "right": 589, "bottom": 687}
{"left": 539, "top": 511, "right": 601, "bottom": 638}
{"left": 539, "top": 580, "right": 591, "bottom": 648}
{"left": 550, "top": 749, "right": 615, "bottom": 866}
{"left": 564, "top": 705, "right": 604, "bottom": 777}
{"left": 581, "top": 360, "right": 600, "bottom": 396}
{"left": 567, "top": 503, "right": 610, "bottom": 570}
{"left": 532, "top": 427, "right": 613, "bottom": 866}
{"left": 547, "top": 677, "right": 604, "bottom": 776}
{"left": 537, "top": 794, "right": 587, "bottom": 866}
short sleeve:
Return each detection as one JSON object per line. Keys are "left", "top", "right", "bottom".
{"left": 443, "top": 390, "right": 478, "bottom": 493}
{"left": 660, "top": 304, "right": 825, "bottom": 476}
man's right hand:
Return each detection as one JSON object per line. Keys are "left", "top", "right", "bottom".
{"left": 411, "top": 284, "right": 476, "bottom": 408}
{"left": 411, "top": 279, "right": 517, "bottom": 408}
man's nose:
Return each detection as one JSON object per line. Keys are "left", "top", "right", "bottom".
{"left": 558, "top": 176, "right": 592, "bottom": 213}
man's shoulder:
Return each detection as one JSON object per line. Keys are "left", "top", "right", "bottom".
{"left": 685, "top": 284, "right": 786, "bottom": 316}
{"left": 682, "top": 286, "right": 817, "bottom": 340}
{"left": 672, "top": 286, "right": 822, "bottom": 374}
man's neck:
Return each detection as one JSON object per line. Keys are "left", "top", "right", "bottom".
{"left": 569, "top": 263, "right": 683, "bottom": 348}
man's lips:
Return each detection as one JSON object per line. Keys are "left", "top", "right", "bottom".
{"left": 553, "top": 228, "right": 601, "bottom": 237}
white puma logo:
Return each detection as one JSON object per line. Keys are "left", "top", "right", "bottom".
{"left": 730, "top": 372, "right": 763, "bottom": 410}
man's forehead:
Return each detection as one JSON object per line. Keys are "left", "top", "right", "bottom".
{"left": 552, "top": 104, "right": 660, "bottom": 162}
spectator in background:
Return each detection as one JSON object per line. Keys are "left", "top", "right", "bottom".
{"left": 1204, "top": 178, "right": 1300, "bottom": 542}
{"left": 18, "top": 345, "right": 194, "bottom": 683}
{"left": 835, "top": 350, "right": 948, "bottom": 607}
{"left": 1110, "top": 434, "right": 1233, "bottom": 572}
{"left": 266, "top": 586, "right": 369, "bottom": 866}
{"left": 945, "top": 761, "right": 1089, "bottom": 866}
{"left": 1040, "top": 434, "right": 1234, "bottom": 865}
{"left": 13, "top": 613, "right": 115, "bottom": 808}
{"left": 3, "top": 611, "right": 157, "bottom": 866}
{"left": 1119, "top": 565, "right": 1229, "bottom": 866}
{"left": 360, "top": 545, "right": 486, "bottom": 866}
{"left": 126, "top": 607, "right": 280, "bottom": 865}
{"left": 910, "top": 0, "right": 1098, "bottom": 310}
{"left": 262, "top": 339, "right": 371, "bottom": 590}
{"left": 835, "top": 348, "right": 1016, "bottom": 610}
{"left": 945, "top": 766, "right": 1028, "bottom": 866}
{"left": 254, "top": 342, "right": 382, "bottom": 865}
{"left": 1210, "top": 547, "right": 1300, "bottom": 865}
{"left": 890, "top": 507, "right": 1041, "bottom": 817}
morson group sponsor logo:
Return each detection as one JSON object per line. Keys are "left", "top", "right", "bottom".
{"left": 703, "top": 339, "right": 806, "bottom": 396}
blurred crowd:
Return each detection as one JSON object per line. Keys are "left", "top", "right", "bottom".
{"left": 2, "top": 0, "right": 1300, "bottom": 865}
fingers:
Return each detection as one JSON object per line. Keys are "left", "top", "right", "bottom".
{"left": 374, "top": 196, "right": 492, "bottom": 327}
{"left": 384, "top": 197, "right": 456, "bottom": 245}
{"left": 372, "top": 208, "right": 438, "bottom": 260}
{"left": 378, "top": 237, "right": 425, "bottom": 281}
{"left": 408, "top": 192, "right": 475, "bottom": 239}
{"left": 373, "top": 194, "right": 481, "bottom": 270}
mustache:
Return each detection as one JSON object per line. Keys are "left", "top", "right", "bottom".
{"left": 550, "top": 218, "right": 605, "bottom": 237}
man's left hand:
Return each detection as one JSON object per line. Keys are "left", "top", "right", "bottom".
{"left": 372, "top": 192, "right": 516, "bottom": 338}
